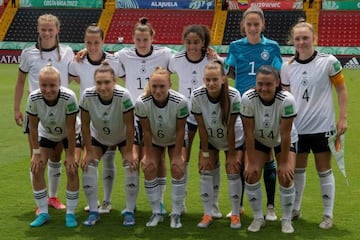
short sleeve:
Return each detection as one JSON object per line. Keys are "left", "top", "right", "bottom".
{"left": 282, "top": 92, "right": 297, "bottom": 118}
{"left": 25, "top": 92, "right": 37, "bottom": 116}
{"left": 240, "top": 91, "right": 254, "bottom": 118}
{"left": 177, "top": 98, "right": 189, "bottom": 119}
{"left": 134, "top": 96, "right": 147, "bottom": 118}
{"left": 66, "top": 92, "right": 79, "bottom": 115}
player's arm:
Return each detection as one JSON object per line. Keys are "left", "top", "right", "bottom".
{"left": 334, "top": 80, "right": 348, "bottom": 136}
{"left": 194, "top": 113, "right": 209, "bottom": 155}
{"left": 227, "top": 66, "right": 235, "bottom": 80}
{"left": 226, "top": 114, "right": 240, "bottom": 173}
{"left": 80, "top": 108, "right": 93, "bottom": 170}
{"left": 28, "top": 114, "right": 43, "bottom": 173}
{"left": 278, "top": 116, "right": 294, "bottom": 183}
{"left": 65, "top": 113, "right": 78, "bottom": 173}
{"left": 174, "top": 117, "right": 187, "bottom": 157}
{"left": 123, "top": 109, "right": 136, "bottom": 169}
{"left": 139, "top": 117, "right": 152, "bottom": 156}
{"left": 14, "top": 70, "right": 27, "bottom": 126}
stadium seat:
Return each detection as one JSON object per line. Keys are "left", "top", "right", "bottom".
{"left": 222, "top": 10, "right": 305, "bottom": 45}
{"left": 4, "top": 8, "right": 102, "bottom": 43}
{"left": 318, "top": 11, "right": 360, "bottom": 47}
{"left": 105, "top": 9, "right": 214, "bottom": 44}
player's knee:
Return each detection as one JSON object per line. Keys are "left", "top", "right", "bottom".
{"left": 141, "top": 160, "right": 157, "bottom": 178}
{"left": 170, "top": 162, "right": 184, "bottom": 179}
{"left": 244, "top": 168, "right": 261, "bottom": 184}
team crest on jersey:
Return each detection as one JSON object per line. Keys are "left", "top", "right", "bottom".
{"left": 261, "top": 50, "right": 270, "bottom": 61}
{"left": 140, "top": 60, "right": 147, "bottom": 74}
{"left": 263, "top": 113, "right": 270, "bottom": 128}
{"left": 49, "top": 113, "right": 56, "bottom": 125}
{"left": 157, "top": 115, "right": 163, "bottom": 128}
{"left": 301, "top": 71, "right": 308, "bottom": 86}
{"left": 103, "top": 112, "right": 109, "bottom": 124}
{"left": 211, "top": 110, "right": 217, "bottom": 125}
{"left": 191, "top": 70, "right": 198, "bottom": 85}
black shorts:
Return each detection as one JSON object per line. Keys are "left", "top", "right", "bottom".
{"left": 200, "top": 142, "right": 244, "bottom": 152}
{"left": 76, "top": 133, "right": 82, "bottom": 148}
{"left": 254, "top": 140, "right": 297, "bottom": 155}
{"left": 39, "top": 137, "right": 68, "bottom": 149}
{"left": 297, "top": 131, "right": 334, "bottom": 154}
{"left": 134, "top": 119, "right": 143, "bottom": 146}
{"left": 91, "top": 137, "right": 126, "bottom": 155}
{"left": 24, "top": 114, "right": 30, "bottom": 134}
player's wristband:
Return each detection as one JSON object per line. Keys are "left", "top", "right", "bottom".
{"left": 32, "top": 149, "right": 40, "bottom": 155}
{"left": 202, "top": 151, "right": 210, "bottom": 158}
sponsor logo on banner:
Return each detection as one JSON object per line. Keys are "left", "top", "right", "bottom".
{"left": 116, "top": 0, "right": 214, "bottom": 9}
{"left": 343, "top": 57, "right": 360, "bottom": 69}
{"left": 227, "top": 0, "right": 303, "bottom": 10}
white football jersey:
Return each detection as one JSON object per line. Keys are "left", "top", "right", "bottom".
{"left": 135, "top": 89, "right": 189, "bottom": 147}
{"left": 80, "top": 85, "right": 134, "bottom": 146}
{"left": 241, "top": 89, "right": 298, "bottom": 147}
{"left": 281, "top": 52, "right": 341, "bottom": 134}
{"left": 69, "top": 52, "right": 125, "bottom": 97}
{"left": 191, "top": 86, "right": 244, "bottom": 150}
{"left": 26, "top": 86, "right": 79, "bottom": 142}
{"left": 19, "top": 44, "right": 74, "bottom": 91}
{"left": 168, "top": 50, "right": 214, "bottom": 125}
{"left": 114, "top": 46, "right": 173, "bottom": 101}
{"left": 168, "top": 50, "right": 212, "bottom": 100}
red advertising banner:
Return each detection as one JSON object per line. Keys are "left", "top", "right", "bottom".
{"left": 227, "top": 0, "right": 303, "bottom": 10}
{"left": 0, "top": 50, "right": 22, "bottom": 64}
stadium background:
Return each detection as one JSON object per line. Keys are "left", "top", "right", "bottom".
{"left": 0, "top": 0, "right": 359, "bottom": 68}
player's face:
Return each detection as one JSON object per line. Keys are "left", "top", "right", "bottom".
{"left": 293, "top": 27, "right": 315, "bottom": 58}
{"left": 95, "top": 71, "right": 115, "bottom": 101}
{"left": 242, "top": 13, "right": 264, "bottom": 43}
{"left": 203, "top": 68, "right": 225, "bottom": 98}
{"left": 133, "top": 30, "right": 153, "bottom": 56}
{"left": 184, "top": 32, "right": 204, "bottom": 61}
{"left": 85, "top": 33, "right": 104, "bottom": 59}
{"left": 256, "top": 73, "right": 278, "bottom": 102}
{"left": 37, "top": 20, "right": 59, "bottom": 47}
{"left": 39, "top": 73, "right": 60, "bottom": 103}
{"left": 150, "top": 74, "right": 171, "bottom": 104}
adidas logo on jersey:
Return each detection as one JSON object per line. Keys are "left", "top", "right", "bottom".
{"left": 344, "top": 57, "right": 360, "bottom": 69}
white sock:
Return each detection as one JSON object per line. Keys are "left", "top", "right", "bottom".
{"left": 102, "top": 150, "right": 116, "bottom": 203}
{"left": 66, "top": 190, "right": 79, "bottom": 214}
{"left": 245, "top": 181, "right": 263, "bottom": 219}
{"left": 33, "top": 188, "right": 48, "bottom": 214}
{"left": 145, "top": 178, "right": 161, "bottom": 214}
{"left": 228, "top": 174, "right": 241, "bottom": 216}
{"left": 200, "top": 174, "right": 213, "bottom": 216}
{"left": 319, "top": 169, "right": 335, "bottom": 218}
{"left": 212, "top": 165, "right": 220, "bottom": 207}
{"left": 83, "top": 161, "right": 99, "bottom": 212}
{"left": 171, "top": 177, "right": 186, "bottom": 215}
{"left": 280, "top": 184, "right": 295, "bottom": 220}
{"left": 158, "top": 177, "right": 167, "bottom": 204}
{"left": 294, "top": 168, "right": 306, "bottom": 211}
{"left": 48, "top": 160, "right": 61, "bottom": 198}
{"left": 124, "top": 167, "right": 139, "bottom": 213}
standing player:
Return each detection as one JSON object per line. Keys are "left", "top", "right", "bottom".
{"left": 135, "top": 67, "right": 189, "bottom": 228}
{"left": 191, "top": 60, "right": 244, "bottom": 229}
{"left": 114, "top": 17, "right": 174, "bottom": 226}
{"left": 168, "top": 24, "right": 222, "bottom": 218}
{"left": 14, "top": 13, "right": 74, "bottom": 213}
{"left": 26, "top": 64, "right": 79, "bottom": 227}
{"left": 241, "top": 65, "right": 297, "bottom": 233}
{"left": 69, "top": 24, "right": 125, "bottom": 214}
{"left": 281, "top": 22, "right": 348, "bottom": 229}
{"left": 225, "top": 5, "right": 282, "bottom": 220}
{"left": 80, "top": 61, "right": 136, "bottom": 226}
